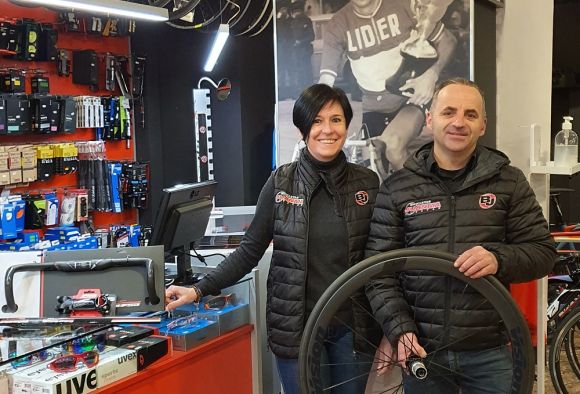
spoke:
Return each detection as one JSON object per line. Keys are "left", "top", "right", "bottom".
{"left": 300, "top": 250, "right": 535, "bottom": 394}
{"left": 328, "top": 314, "right": 397, "bottom": 364}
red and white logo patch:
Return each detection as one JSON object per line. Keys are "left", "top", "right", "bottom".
{"left": 275, "top": 191, "right": 304, "bottom": 206}
{"left": 354, "top": 191, "right": 369, "bottom": 206}
{"left": 404, "top": 200, "right": 442, "bottom": 216}
{"left": 479, "top": 193, "right": 496, "bottom": 209}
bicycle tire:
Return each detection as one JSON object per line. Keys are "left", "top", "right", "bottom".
{"left": 165, "top": 0, "right": 228, "bottom": 30}
{"left": 170, "top": 0, "right": 203, "bottom": 21}
{"left": 229, "top": 0, "right": 252, "bottom": 29}
{"left": 248, "top": 9, "right": 272, "bottom": 37}
{"left": 148, "top": 0, "right": 172, "bottom": 8}
{"left": 550, "top": 306, "right": 580, "bottom": 393}
{"left": 235, "top": 0, "right": 270, "bottom": 36}
{"left": 299, "top": 249, "right": 535, "bottom": 394}
{"left": 564, "top": 321, "right": 580, "bottom": 378}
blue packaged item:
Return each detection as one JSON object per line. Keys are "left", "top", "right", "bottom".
{"left": 109, "top": 163, "right": 123, "bottom": 213}
{"left": 13, "top": 200, "right": 25, "bottom": 233}
{"left": 44, "top": 192, "right": 59, "bottom": 226}
{"left": 151, "top": 315, "right": 219, "bottom": 351}
{"left": 44, "top": 226, "right": 80, "bottom": 242}
{"left": 7, "top": 243, "right": 31, "bottom": 251}
{"left": 129, "top": 225, "right": 141, "bottom": 247}
{"left": 191, "top": 299, "right": 250, "bottom": 335}
{"left": 19, "top": 231, "right": 40, "bottom": 244}
{"left": 0, "top": 203, "right": 17, "bottom": 240}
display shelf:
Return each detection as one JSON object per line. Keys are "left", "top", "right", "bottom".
{"left": 95, "top": 325, "right": 253, "bottom": 394}
{"left": 0, "top": 0, "right": 138, "bottom": 229}
{"left": 530, "top": 162, "right": 580, "bottom": 175}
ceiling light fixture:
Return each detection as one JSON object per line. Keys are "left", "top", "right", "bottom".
{"left": 203, "top": 24, "right": 230, "bottom": 73}
{"left": 13, "top": 0, "right": 169, "bottom": 22}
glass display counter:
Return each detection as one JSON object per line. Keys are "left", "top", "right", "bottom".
{"left": 0, "top": 321, "right": 111, "bottom": 367}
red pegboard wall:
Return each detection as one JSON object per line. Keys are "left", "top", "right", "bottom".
{"left": 0, "top": 0, "right": 137, "bottom": 228}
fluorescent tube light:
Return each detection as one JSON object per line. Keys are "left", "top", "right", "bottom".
{"left": 204, "top": 24, "right": 229, "bottom": 73}
{"left": 14, "top": 0, "right": 169, "bottom": 22}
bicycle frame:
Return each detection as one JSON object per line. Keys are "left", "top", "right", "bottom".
{"left": 547, "top": 254, "right": 580, "bottom": 332}
{"left": 547, "top": 286, "right": 580, "bottom": 321}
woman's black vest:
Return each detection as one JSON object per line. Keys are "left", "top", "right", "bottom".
{"left": 267, "top": 153, "right": 381, "bottom": 358}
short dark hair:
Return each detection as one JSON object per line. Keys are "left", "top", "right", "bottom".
{"left": 430, "top": 77, "right": 487, "bottom": 117}
{"left": 293, "top": 84, "right": 353, "bottom": 141}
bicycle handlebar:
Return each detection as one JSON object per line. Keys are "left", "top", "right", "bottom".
{"left": 2, "top": 258, "right": 161, "bottom": 313}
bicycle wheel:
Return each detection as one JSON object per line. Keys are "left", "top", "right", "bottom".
{"left": 164, "top": 0, "right": 228, "bottom": 30}
{"left": 550, "top": 306, "right": 580, "bottom": 393}
{"left": 299, "top": 249, "right": 535, "bottom": 394}
{"left": 564, "top": 320, "right": 580, "bottom": 378}
{"left": 148, "top": 0, "right": 201, "bottom": 21}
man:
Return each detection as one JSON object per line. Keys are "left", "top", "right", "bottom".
{"left": 289, "top": 0, "right": 315, "bottom": 98}
{"left": 277, "top": 1, "right": 293, "bottom": 99}
{"left": 319, "top": 0, "right": 458, "bottom": 176}
{"left": 365, "top": 78, "right": 556, "bottom": 392}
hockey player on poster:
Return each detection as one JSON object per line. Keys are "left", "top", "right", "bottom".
{"left": 319, "top": 0, "right": 458, "bottom": 179}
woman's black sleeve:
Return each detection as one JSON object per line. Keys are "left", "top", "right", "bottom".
{"left": 195, "top": 175, "right": 275, "bottom": 296}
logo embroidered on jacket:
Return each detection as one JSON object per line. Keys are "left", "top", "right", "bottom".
{"left": 354, "top": 191, "right": 369, "bottom": 206}
{"left": 479, "top": 193, "right": 496, "bottom": 209}
{"left": 275, "top": 191, "right": 304, "bottom": 206}
{"left": 404, "top": 200, "right": 442, "bottom": 216}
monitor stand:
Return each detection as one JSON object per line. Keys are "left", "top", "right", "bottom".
{"left": 169, "top": 250, "right": 199, "bottom": 286}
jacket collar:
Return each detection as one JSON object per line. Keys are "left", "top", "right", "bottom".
{"left": 297, "top": 148, "right": 348, "bottom": 191}
{"left": 406, "top": 142, "right": 510, "bottom": 188}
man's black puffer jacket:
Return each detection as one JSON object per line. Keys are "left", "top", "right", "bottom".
{"left": 269, "top": 151, "right": 381, "bottom": 358}
{"left": 365, "top": 143, "right": 556, "bottom": 351}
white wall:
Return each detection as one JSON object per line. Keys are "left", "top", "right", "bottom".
{"left": 495, "top": 4, "right": 553, "bottom": 391}
{"left": 495, "top": 1, "right": 553, "bottom": 174}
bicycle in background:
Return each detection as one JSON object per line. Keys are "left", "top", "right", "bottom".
{"left": 547, "top": 188, "right": 580, "bottom": 393}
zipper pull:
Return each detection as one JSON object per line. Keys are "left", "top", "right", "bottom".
{"left": 450, "top": 195, "right": 456, "bottom": 218}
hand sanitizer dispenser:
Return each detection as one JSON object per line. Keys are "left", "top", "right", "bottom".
{"left": 554, "top": 116, "right": 578, "bottom": 166}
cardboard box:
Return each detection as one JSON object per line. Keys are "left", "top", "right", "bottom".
{"left": 0, "top": 358, "right": 49, "bottom": 394}
{"left": 10, "top": 360, "right": 54, "bottom": 394}
{"left": 21, "top": 150, "right": 37, "bottom": 169}
{"left": 120, "top": 336, "right": 169, "bottom": 371}
{"left": 9, "top": 169, "right": 22, "bottom": 184}
{"left": 0, "top": 171, "right": 9, "bottom": 186}
{"left": 7, "top": 149, "right": 21, "bottom": 169}
{"left": 10, "top": 345, "right": 133, "bottom": 394}
{"left": 12, "top": 361, "right": 97, "bottom": 394}
{"left": 96, "top": 348, "right": 137, "bottom": 388}
{"left": 0, "top": 152, "right": 9, "bottom": 172}
{"left": 21, "top": 168, "right": 37, "bottom": 183}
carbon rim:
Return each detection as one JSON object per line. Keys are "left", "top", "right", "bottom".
{"left": 299, "top": 249, "right": 535, "bottom": 394}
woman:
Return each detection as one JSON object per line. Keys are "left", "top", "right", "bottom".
{"left": 166, "top": 84, "right": 381, "bottom": 393}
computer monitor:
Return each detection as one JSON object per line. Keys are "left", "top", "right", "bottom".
{"left": 150, "top": 180, "right": 217, "bottom": 285}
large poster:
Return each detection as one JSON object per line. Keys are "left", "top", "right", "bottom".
{"left": 275, "top": 0, "right": 471, "bottom": 179}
